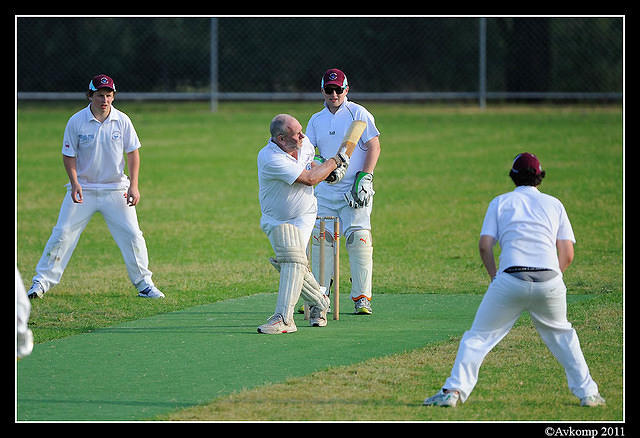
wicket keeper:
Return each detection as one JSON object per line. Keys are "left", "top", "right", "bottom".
{"left": 306, "top": 69, "right": 381, "bottom": 314}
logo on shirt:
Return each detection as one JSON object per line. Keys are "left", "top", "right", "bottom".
{"left": 329, "top": 131, "right": 336, "bottom": 135}
{"left": 112, "top": 131, "right": 121, "bottom": 141}
{"left": 78, "top": 134, "right": 94, "bottom": 142}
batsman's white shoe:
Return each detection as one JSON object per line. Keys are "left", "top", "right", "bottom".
{"left": 309, "top": 295, "right": 330, "bottom": 327}
{"left": 257, "top": 314, "right": 297, "bottom": 334}
{"left": 581, "top": 393, "right": 606, "bottom": 407}
{"left": 423, "top": 389, "right": 460, "bottom": 407}
{"left": 27, "top": 281, "right": 46, "bottom": 299}
{"left": 138, "top": 286, "right": 165, "bottom": 298}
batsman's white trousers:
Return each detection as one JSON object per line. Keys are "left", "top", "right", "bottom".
{"left": 443, "top": 272, "right": 599, "bottom": 403}
{"left": 32, "top": 187, "right": 154, "bottom": 292}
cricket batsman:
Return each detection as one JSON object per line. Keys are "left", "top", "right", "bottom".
{"left": 306, "top": 69, "right": 381, "bottom": 314}
{"left": 257, "top": 114, "right": 349, "bottom": 333}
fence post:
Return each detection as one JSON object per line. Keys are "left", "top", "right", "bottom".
{"left": 479, "top": 17, "right": 487, "bottom": 110}
{"left": 210, "top": 17, "right": 218, "bottom": 113}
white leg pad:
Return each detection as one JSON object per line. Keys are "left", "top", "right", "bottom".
{"left": 301, "top": 269, "right": 329, "bottom": 310}
{"left": 275, "top": 261, "right": 305, "bottom": 324}
{"left": 269, "top": 257, "right": 328, "bottom": 311}
{"left": 311, "top": 226, "right": 334, "bottom": 289}
{"left": 270, "top": 223, "right": 309, "bottom": 265}
{"left": 346, "top": 229, "right": 373, "bottom": 300}
{"left": 268, "top": 223, "right": 310, "bottom": 324}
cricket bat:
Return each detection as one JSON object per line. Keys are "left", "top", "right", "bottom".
{"left": 337, "top": 120, "right": 367, "bottom": 157}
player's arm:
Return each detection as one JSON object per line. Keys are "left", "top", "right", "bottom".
{"left": 295, "top": 156, "right": 341, "bottom": 186}
{"left": 126, "top": 149, "right": 140, "bottom": 206}
{"left": 556, "top": 239, "right": 574, "bottom": 272}
{"left": 63, "top": 155, "right": 83, "bottom": 203}
{"left": 361, "top": 135, "right": 381, "bottom": 174}
{"left": 478, "top": 234, "right": 497, "bottom": 280}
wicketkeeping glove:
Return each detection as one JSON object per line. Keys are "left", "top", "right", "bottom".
{"left": 345, "top": 171, "right": 374, "bottom": 208}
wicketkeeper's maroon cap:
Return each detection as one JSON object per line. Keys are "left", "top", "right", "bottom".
{"left": 321, "top": 69, "right": 348, "bottom": 89}
{"left": 511, "top": 152, "right": 542, "bottom": 174}
{"left": 89, "top": 74, "right": 116, "bottom": 92}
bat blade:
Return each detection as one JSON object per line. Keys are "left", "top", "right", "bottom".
{"left": 338, "top": 120, "right": 367, "bottom": 157}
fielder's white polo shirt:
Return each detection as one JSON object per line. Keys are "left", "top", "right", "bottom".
{"left": 480, "top": 185, "right": 576, "bottom": 275}
{"left": 306, "top": 98, "right": 380, "bottom": 198}
{"left": 257, "top": 137, "right": 317, "bottom": 235}
{"left": 62, "top": 104, "right": 141, "bottom": 189}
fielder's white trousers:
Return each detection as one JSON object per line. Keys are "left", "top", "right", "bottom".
{"left": 32, "top": 187, "right": 154, "bottom": 292}
{"left": 443, "top": 272, "right": 599, "bottom": 403}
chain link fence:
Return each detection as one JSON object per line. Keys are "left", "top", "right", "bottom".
{"left": 17, "top": 16, "right": 623, "bottom": 107}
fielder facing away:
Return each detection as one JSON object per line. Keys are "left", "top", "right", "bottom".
{"left": 306, "top": 69, "right": 381, "bottom": 314}
{"left": 257, "top": 114, "right": 349, "bottom": 333}
{"left": 423, "top": 153, "right": 605, "bottom": 408}
{"left": 27, "top": 75, "right": 163, "bottom": 299}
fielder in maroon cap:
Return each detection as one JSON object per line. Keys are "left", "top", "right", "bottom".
{"left": 26, "top": 74, "right": 164, "bottom": 300}
{"left": 423, "top": 152, "right": 605, "bottom": 408}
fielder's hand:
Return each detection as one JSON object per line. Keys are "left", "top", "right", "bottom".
{"left": 345, "top": 171, "right": 374, "bottom": 208}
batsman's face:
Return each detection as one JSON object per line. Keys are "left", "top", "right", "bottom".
{"left": 280, "top": 120, "right": 305, "bottom": 152}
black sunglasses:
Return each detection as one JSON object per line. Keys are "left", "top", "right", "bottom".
{"left": 323, "top": 86, "right": 345, "bottom": 95}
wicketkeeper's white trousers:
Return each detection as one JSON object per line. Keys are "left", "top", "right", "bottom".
{"left": 314, "top": 191, "right": 373, "bottom": 300}
{"left": 32, "top": 187, "right": 154, "bottom": 292}
{"left": 443, "top": 272, "right": 600, "bottom": 402}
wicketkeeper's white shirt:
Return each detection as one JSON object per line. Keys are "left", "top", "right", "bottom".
{"left": 306, "top": 98, "right": 380, "bottom": 199}
{"left": 257, "top": 137, "right": 318, "bottom": 237}
{"left": 62, "top": 104, "right": 141, "bottom": 189}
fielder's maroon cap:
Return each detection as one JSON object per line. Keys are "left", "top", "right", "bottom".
{"left": 321, "top": 69, "right": 348, "bottom": 89}
{"left": 511, "top": 152, "right": 542, "bottom": 174}
{"left": 89, "top": 74, "right": 116, "bottom": 92}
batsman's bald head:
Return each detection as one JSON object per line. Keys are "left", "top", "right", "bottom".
{"left": 270, "top": 114, "right": 299, "bottom": 138}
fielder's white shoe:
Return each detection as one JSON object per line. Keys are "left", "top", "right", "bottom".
{"left": 257, "top": 314, "right": 297, "bottom": 334}
{"left": 138, "top": 286, "right": 165, "bottom": 298}
{"left": 581, "top": 393, "right": 606, "bottom": 407}
{"left": 27, "top": 281, "right": 46, "bottom": 299}
{"left": 423, "top": 389, "right": 460, "bottom": 407}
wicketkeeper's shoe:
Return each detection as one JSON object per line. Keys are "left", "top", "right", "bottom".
{"left": 27, "top": 281, "right": 46, "bottom": 299}
{"left": 354, "top": 297, "right": 372, "bottom": 314}
{"left": 581, "top": 393, "right": 606, "bottom": 407}
{"left": 138, "top": 286, "right": 165, "bottom": 298}
{"left": 423, "top": 389, "right": 460, "bottom": 407}
{"left": 257, "top": 314, "right": 298, "bottom": 334}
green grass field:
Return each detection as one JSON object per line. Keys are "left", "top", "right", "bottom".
{"left": 16, "top": 101, "right": 623, "bottom": 422}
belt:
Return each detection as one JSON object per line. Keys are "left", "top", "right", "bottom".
{"left": 504, "top": 266, "right": 552, "bottom": 273}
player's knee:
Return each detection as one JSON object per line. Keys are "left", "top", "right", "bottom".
{"left": 346, "top": 229, "right": 372, "bottom": 248}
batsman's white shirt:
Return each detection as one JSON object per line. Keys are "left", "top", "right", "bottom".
{"left": 62, "top": 104, "right": 141, "bottom": 189}
{"left": 258, "top": 137, "right": 317, "bottom": 238}
{"left": 306, "top": 98, "right": 380, "bottom": 199}
{"left": 480, "top": 185, "right": 576, "bottom": 275}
